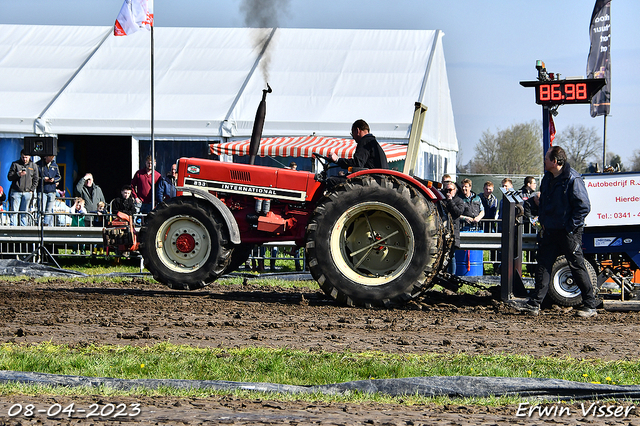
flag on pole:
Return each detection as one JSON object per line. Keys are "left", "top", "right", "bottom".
{"left": 549, "top": 114, "right": 556, "bottom": 145}
{"left": 114, "top": 0, "right": 154, "bottom": 36}
{"left": 586, "top": 0, "right": 611, "bottom": 117}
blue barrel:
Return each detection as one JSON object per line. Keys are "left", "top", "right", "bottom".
{"left": 454, "top": 249, "right": 484, "bottom": 276}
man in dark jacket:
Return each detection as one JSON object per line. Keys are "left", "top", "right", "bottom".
{"left": 479, "top": 181, "right": 498, "bottom": 221}
{"left": 441, "top": 181, "right": 466, "bottom": 274}
{"left": 331, "top": 119, "right": 388, "bottom": 170}
{"left": 7, "top": 150, "right": 39, "bottom": 226}
{"left": 515, "top": 146, "right": 597, "bottom": 318}
{"left": 459, "top": 178, "right": 484, "bottom": 231}
{"left": 520, "top": 176, "right": 537, "bottom": 201}
{"left": 328, "top": 120, "right": 388, "bottom": 187}
{"left": 36, "top": 155, "right": 61, "bottom": 226}
{"left": 75, "top": 173, "right": 106, "bottom": 213}
{"left": 442, "top": 181, "right": 465, "bottom": 248}
{"left": 158, "top": 163, "right": 177, "bottom": 202}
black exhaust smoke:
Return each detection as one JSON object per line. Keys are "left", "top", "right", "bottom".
{"left": 249, "top": 84, "right": 272, "bottom": 165}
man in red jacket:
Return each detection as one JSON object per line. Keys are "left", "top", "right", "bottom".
{"left": 131, "top": 155, "right": 162, "bottom": 214}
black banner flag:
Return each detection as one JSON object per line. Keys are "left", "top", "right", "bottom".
{"left": 586, "top": 0, "right": 611, "bottom": 117}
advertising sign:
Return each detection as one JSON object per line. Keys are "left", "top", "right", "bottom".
{"left": 583, "top": 173, "right": 640, "bottom": 227}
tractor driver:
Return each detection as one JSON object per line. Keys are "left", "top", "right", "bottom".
{"left": 327, "top": 119, "right": 388, "bottom": 187}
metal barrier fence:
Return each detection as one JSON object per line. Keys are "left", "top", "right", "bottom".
{"left": 0, "top": 214, "right": 536, "bottom": 271}
{"left": 470, "top": 219, "right": 538, "bottom": 268}
{"left": 0, "top": 210, "right": 144, "bottom": 258}
{"left": 247, "top": 244, "right": 305, "bottom": 272}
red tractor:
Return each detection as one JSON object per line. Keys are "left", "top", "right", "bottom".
{"left": 138, "top": 90, "right": 454, "bottom": 307}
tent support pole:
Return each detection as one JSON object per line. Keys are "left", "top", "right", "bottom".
{"left": 151, "top": 25, "right": 156, "bottom": 209}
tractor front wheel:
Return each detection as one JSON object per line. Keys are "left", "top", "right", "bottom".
{"left": 139, "top": 197, "right": 231, "bottom": 290}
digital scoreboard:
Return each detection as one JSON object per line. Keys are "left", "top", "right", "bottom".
{"left": 520, "top": 78, "right": 606, "bottom": 106}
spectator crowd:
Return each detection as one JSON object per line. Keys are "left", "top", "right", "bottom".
{"left": 2, "top": 151, "right": 177, "bottom": 227}
{"left": 441, "top": 174, "right": 540, "bottom": 234}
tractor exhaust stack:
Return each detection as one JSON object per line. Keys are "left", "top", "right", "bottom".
{"left": 249, "top": 84, "right": 272, "bottom": 165}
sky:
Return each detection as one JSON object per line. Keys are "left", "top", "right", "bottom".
{"left": 1, "top": 0, "right": 638, "bottom": 166}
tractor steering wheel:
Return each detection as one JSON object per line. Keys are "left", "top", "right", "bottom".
{"left": 313, "top": 152, "right": 333, "bottom": 168}
{"left": 312, "top": 152, "right": 341, "bottom": 183}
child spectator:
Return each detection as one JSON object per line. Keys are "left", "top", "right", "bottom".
{"left": 71, "top": 197, "right": 87, "bottom": 227}
{"left": 53, "top": 190, "right": 71, "bottom": 226}
{"left": 92, "top": 201, "right": 107, "bottom": 227}
{"left": 111, "top": 185, "right": 137, "bottom": 218}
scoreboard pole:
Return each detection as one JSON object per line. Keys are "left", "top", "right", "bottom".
{"left": 542, "top": 106, "right": 551, "bottom": 161}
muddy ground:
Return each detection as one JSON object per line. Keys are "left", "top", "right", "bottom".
{"left": 1, "top": 276, "right": 640, "bottom": 425}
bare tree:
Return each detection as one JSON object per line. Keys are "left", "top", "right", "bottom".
{"left": 629, "top": 150, "right": 640, "bottom": 172}
{"left": 470, "top": 121, "right": 542, "bottom": 174}
{"left": 554, "top": 125, "right": 601, "bottom": 172}
{"left": 469, "top": 130, "right": 500, "bottom": 173}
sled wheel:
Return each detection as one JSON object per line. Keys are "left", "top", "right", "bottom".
{"left": 548, "top": 255, "right": 598, "bottom": 307}
{"left": 139, "top": 197, "right": 231, "bottom": 290}
{"left": 306, "top": 174, "right": 444, "bottom": 307}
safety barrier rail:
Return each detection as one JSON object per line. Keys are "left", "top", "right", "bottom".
{"left": 0, "top": 210, "right": 144, "bottom": 258}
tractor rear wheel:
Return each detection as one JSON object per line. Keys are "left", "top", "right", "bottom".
{"left": 306, "top": 175, "right": 444, "bottom": 307}
{"left": 223, "top": 244, "right": 255, "bottom": 275}
{"left": 139, "top": 197, "right": 231, "bottom": 290}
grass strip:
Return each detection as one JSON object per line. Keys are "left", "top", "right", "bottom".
{"left": 1, "top": 342, "right": 639, "bottom": 387}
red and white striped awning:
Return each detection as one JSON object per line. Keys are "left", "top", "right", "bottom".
{"left": 210, "top": 136, "right": 407, "bottom": 161}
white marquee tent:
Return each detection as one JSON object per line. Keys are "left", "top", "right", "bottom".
{"left": 0, "top": 24, "right": 458, "bottom": 181}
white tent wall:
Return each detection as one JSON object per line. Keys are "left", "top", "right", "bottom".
{"left": 417, "top": 31, "right": 459, "bottom": 181}
{"left": 0, "top": 24, "right": 458, "bottom": 185}
{"left": 0, "top": 25, "right": 110, "bottom": 134}
{"left": 37, "top": 27, "right": 262, "bottom": 137}
{"left": 227, "top": 29, "right": 439, "bottom": 139}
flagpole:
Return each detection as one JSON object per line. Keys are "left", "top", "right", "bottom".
{"left": 151, "top": 25, "right": 156, "bottom": 210}
{"left": 114, "top": 0, "right": 155, "bottom": 207}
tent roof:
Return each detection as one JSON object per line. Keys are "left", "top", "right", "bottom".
{"left": 0, "top": 25, "right": 457, "bottom": 152}
{"left": 210, "top": 136, "right": 407, "bottom": 161}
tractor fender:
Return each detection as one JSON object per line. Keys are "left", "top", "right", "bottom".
{"left": 346, "top": 169, "right": 443, "bottom": 201}
{"left": 175, "top": 186, "right": 241, "bottom": 244}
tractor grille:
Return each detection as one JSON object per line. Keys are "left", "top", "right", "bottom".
{"left": 230, "top": 170, "right": 251, "bottom": 182}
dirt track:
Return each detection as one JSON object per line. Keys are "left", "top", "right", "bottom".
{"left": 1, "top": 277, "right": 640, "bottom": 425}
